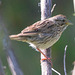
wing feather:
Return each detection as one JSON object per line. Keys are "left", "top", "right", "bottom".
{"left": 19, "top": 18, "right": 54, "bottom": 37}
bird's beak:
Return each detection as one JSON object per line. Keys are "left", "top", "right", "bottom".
{"left": 66, "top": 20, "right": 73, "bottom": 25}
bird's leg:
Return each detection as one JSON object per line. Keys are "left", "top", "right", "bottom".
{"left": 37, "top": 48, "right": 52, "bottom": 66}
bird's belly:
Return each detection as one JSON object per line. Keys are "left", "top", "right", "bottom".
{"left": 38, "top": 34, "right": 61, "bottom": 50}
{"left": 29, "top": 34, "right": 61, "bottom": 50}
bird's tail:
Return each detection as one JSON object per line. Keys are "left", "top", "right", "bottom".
{"left": 9, "top": 34, "right": 19, "bottom": 40}
{"left": 9, "top": 34, "right": 26, "bottom": 42}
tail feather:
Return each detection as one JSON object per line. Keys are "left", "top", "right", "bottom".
{"left": 9, "top": 35, "right": 19, "bottom": 40}
{"left": 9, "top": 34, "right": 27, "bottom": 42}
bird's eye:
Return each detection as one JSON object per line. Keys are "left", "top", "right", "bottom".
{"left": 62, "top": 19, "right": 65, "bottom": 22}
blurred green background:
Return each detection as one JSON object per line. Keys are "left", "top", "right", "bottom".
{"left": 0, "top": 0, "right": 75, "bottom": 75}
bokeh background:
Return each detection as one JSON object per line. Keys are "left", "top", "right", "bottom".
{"left": 0, "top": 0, "right": 75, "bottom": 75}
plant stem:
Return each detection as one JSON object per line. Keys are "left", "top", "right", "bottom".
{"left": 40, "top": 0, "right": 52, "bottom": 75}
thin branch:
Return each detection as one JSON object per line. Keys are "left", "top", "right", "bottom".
{"left": 41, "top": 49, "right": 52, "bottom": 75}
{"left": 73, "top": 0, "right": 75, "bottom": 12}
{"left": 73, "top": 0, "right": 75, "bottom": 16}
{"left": 52, "top": 68, "right": 61, "bottom": 75}
{"left": 64, "top": 45, "right": 68, "bottom": 75}
{"left": 2, "top": 23, "right": 24, "bottom": 75}
{"left": 0, "top": 15, "right": 23, "bottom": 75}
{"left": 72, "top": 61, "right": 75, "bottom": 75}
{"left": 41, "top": 0, "right": 52, "bottom": 20}
{"left": 40, "top": 0, "right": 52, "bottom": 75}
{"left": 51, "top": 4, "right": 56, "bottom": 13}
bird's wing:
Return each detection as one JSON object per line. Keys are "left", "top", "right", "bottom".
{"left": 18, "top": 19, "right": 54, "bottom": 37}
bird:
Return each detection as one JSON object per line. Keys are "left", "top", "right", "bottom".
{"left": 9, "top": 14, "right": 72, "bottom": 65}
